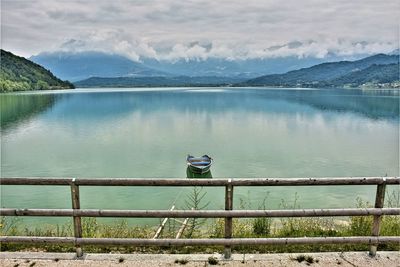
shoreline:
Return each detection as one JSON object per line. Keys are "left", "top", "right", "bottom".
{"left": 1, "top": 86, "right": 400, "bottom": 95}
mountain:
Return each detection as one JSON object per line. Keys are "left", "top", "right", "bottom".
{"left": 0, "top": 49, "right": 74, "bottom": 92}
{"left": 30, "top": 51, "right": 169, "bottom": 82}
{"left": 141, "top": 54, "right": 369, "bottom": 78}
{"left": 324, "top": 63, "right": 399, "bottom": 88}
{"left": 31, "top": 50, "right": 368, "bottom": 81}
{"left": 389, "top": 48, "right": 400, "bottom": 55}
{"left": 242, "top": 54, "right": 399, "bottom": 88}
{"left": 141, "top": 57, "right": 337, "bottom": 78}
{"left": 27, "top": 50, "right": 399, "bottom": 89}
{"left": 74, "top": 76, "right": 245, "bottom": 88}
{"left": 74, "top": 53, "right": 399, "bottom": 88}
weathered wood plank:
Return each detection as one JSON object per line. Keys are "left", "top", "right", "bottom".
{"left": 175, "top": 217, "right": 190, "bottom": 239}
{"left": 70, "top": 181, "right": 83, "bottom": 257}
{"left": 1, "top": 177, "right": 399, "bottom": 186}
{"left": 0, "top": 177, "right": 73, "bottom": 185}
{"left": 224, "top": 182, "right": 234, "bottom": 259}
{"left": 369, "top": 182, "right": 387, "bottom": 256}
{"left": 1, "top": 208, "right": 399, "bottom": 218}
{"left": 1, "top": 236, "right": 399, "bottom": 246}
{"left": 175, "top": 207, "right": 193, "bottom": 239}
{"left": 153, "top": 205, "right": 175, "bottom": 239}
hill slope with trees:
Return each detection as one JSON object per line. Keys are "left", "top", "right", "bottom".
{"left": 323, "top": 63, "right": 399, "bottom": 88}
{"left": 242, "top": 54, "right": 399, "bottom": 88}
{"left": 74, "top": 75, "right": 244, "bottom": 87}
{"left": 0, "top": 49, "right": 74, "bottom": 92}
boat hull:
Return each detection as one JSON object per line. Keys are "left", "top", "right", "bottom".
{"left": 187, "top": 164, "right": 211, "bottom": 174}
{"left": 186, "top": 167, "right": 212, "bottom": 178}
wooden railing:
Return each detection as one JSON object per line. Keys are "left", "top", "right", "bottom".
{"left": 1, "top": 177, "right": 399, "bottom": 259}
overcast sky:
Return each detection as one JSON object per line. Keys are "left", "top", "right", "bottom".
{"left": 1, "top": 0, "right": 399, "bottom": 61}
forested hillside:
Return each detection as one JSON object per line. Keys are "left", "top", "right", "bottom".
{"left": 242, "top": 54, "right": 399, "bottom": 88}
{"left": 0, "top": 49, "right": 74, "bottom": 92}
{"left": 74, "top": 76, "right": 244, "bottom": 87}
{"left": 324, "top": 63, "right": 399, "bottom": 88}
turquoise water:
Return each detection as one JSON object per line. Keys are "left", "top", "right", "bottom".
{"left": 1, "top": 87, "right": 399, "bottom": 226}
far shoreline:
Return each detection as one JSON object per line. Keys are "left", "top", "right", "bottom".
{"left": 1, "top": 86, "right": 399, "bottom": 95}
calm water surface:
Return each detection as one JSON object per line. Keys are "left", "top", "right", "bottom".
{"left": 1, "top": 87, "right": 399, "bottom": 226}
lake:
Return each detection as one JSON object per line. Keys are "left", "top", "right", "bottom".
{"left": 1, "top": 87, "right": 399, "bottom": 227}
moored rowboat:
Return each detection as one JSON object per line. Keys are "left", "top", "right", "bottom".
{"left": 186, "top": 155, "right": 213, "bottom": 174}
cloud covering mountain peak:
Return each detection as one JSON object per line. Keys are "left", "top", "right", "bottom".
{"left": 56, "top": 31, "right": 397, "bottom": 62}
{"left": 2, "top": 0, "right": 398, "bottom": 60}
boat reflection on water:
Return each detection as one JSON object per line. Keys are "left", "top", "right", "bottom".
{"left": 186, "top": 167, "right": 212, "bottom": 178}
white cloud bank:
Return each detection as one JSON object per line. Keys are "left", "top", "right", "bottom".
{"left": 2, "top": 0, "right": 399, "bottom": 60}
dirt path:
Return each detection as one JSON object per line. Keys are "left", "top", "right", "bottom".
{"left": 1, "top": 251, "right": 399, "bottom": 267}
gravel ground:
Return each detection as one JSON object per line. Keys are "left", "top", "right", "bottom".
{"left": 1, "top": 251, "right": 399, "bottom": 267}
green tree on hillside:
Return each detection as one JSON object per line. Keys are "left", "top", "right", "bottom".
{"left": 0, "top": 49, "right": 74, "bottom": 92}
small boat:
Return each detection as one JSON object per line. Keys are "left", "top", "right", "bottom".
{"left": 186, "top": 166, "right": 213, "bottom": 178}
{"left": 186, "top": 154, "right": 213, "bottom": 174}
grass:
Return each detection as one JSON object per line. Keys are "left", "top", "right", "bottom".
{"left": 1, "top": 191, "right": 399, "bottom": 254}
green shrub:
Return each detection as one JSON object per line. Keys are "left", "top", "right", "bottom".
{"left": 252, "top": 197, "right": 272, "bottom": 236}
{"left": 208, "top": 256, "right": 219, "bottom": 265}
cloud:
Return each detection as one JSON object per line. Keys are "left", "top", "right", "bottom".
{"left": 2, "top": 0, "right": 399, "bottom": 60}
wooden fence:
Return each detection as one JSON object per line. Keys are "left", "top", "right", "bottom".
{"left": 0, "top": 177, "right": 399, "bottom": 259}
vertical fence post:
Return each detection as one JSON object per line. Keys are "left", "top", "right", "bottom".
{"left": 224, "top": 179, "right": 234, "bottom": 259}
{"left": 369, "top": 177, "right": 387, "bottom": 257}
{"left": 70, "top": 178, "right": 83, "bottom": 257}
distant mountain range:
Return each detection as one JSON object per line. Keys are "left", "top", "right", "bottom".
{"left": 74, "top": 53, "right": 399, "bottom": 89}
{"left": 75, "top": 76, "right": 245, "bottom": 88}
{"left": 140, "top": 56, "right": 349, "bottom": 78}
{"left": 1, "top": 49, "right": 395, "bottom": 90}
{"left": 30, "top": 51, "right": 367, "bottom": 82}
{"left": 241, "top": 54, "right": 399, "bottom": 88}
{"left": 30, "top": 51, "right": 169, "bottom": 82}
{"left": 0, "top": 50, "right": 74, "bottom": 92}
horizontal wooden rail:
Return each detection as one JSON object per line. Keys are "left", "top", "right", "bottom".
{"left": 1, "top": 236, "right": 399, "bottom": 246}
{"left": 1, "top": 176, "right": 399, "bottom": 258}
{"left": 1, "top": 208, "right": 399, "bottom": 218}
{"left": 1, "top": 177, "right": 399, "bottom": 186}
